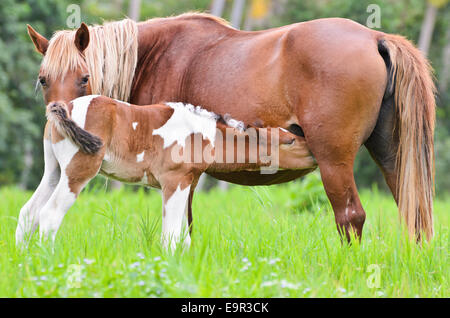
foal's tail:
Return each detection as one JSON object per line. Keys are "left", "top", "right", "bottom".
{"left": 381, "top": 34, "right": 436, "bottom": 241}
{"left": 46, "top": 102, "right": 103, "bottom": 154}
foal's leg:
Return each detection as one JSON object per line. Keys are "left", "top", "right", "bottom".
{"left": 16, "top": 138, "right": 60, "bottom": 245}
{"left": 39, "top": 146, "right": 102, "bottom": 243}
{"left": 38, "top": 175, "right": 78, "bottom": 243}
{"left": 186, "top": 189, "right": 195, "bottom": 236}
{"left": 181, "top": 187, "right": 196, "bottom": 249}
{"left": 161, "top": 184, "right": 192, "bottom": 251}
{"left": 160, "top": 173, "right": 198, "bottom": 251}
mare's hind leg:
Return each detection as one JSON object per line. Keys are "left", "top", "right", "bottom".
{"left": 318, "top": 161, "right": 366, "bottom": 241}
{"left": 39, "top": 148, "right": 103, "bottom": 242}
{"left": 16, "top": 136, "right": 60, "bottom": 245}
{"left": 302, "top": 101, "right": 382, "bottom": 242}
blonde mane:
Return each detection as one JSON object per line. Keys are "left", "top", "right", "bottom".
{"left": 41, "top": 19, "right": 138, "bottom": 102}
{"left": 40, "top": 13, "right": 228, "bottom": 101}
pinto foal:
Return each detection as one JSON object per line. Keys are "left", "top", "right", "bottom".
{"left": 16, "top": 95, "right": 316, "bottom": 250}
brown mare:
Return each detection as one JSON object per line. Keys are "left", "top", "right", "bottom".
{"left": 23, "top": 13, "right": 435, "bottom": 243}
{"left": 16, "top": 95, "right": 315, "bottom": 249}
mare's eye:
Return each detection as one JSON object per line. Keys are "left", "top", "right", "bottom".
{"left": 39, "top": 77, "right": 47, "bottom": 86}
{"left": 81, "top": 75, "right": 90, "bottom": 85}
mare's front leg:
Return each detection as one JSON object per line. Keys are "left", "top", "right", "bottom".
{"left": 160, "top": 172, "right": 199, "bottom": 252}
{"left": 16, "top": 131, "right": 60, "bottom": 246}
{"left": 39, "top": 141, "right": 103, "bottom": 243}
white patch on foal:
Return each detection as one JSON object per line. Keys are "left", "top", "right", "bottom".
{"left": 38, "top": 138, "right": 79, "bottom": 242}
{"left": 52, "top": 138, "right": 79, "bottom": 169}
{"left": 71, "top": 95, "right": 100, "bottom": 128}
{"left": 153, "top": 102, "right": 219, "bottom": 149}
{"left": 162, "top": 184, "right": 191, "bottom": 251}
{"left": 222, "top": 114, "right": 245, "bottom": 132}
{"left": 136, "top": 151, "right": 145, "bottom": 163}
{"left": 132, "top": 122, "right": 138, "bottom": 130}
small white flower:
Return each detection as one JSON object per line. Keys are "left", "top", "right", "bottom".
{"left": 261, "top": 281, "right": 277, "bottom": 288}
{"left": 137, "top": 253, "right": 145, "bottom": 259}
{"left": 83, "top": 258, "right": 95, "bottom": 265}
{"left": 130, "top": 262, "right": 140, "bottom": 269}
{"left": 268, "top": 258, "right": 280, "bottom": 265}
{"left": 240, "top": 264, "right": 251, "bottom": 272}
{"left": 280, "top": 280, "right": 300, "bottom": 290}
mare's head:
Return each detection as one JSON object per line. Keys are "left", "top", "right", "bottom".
{"left": 28, "top": 23, "right": 92, "bottom": 105}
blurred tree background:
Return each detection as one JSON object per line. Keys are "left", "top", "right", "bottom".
{"left": 0, "top": 0, "right": 448, "bottom": 195}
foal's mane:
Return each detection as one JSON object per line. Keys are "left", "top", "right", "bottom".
{"left": 41, "top": 19, "right": 138, "bottom": 102}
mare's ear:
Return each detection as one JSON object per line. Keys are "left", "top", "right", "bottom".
{"left": 27, "top": 24, "right": 49, "bottom": 55}
{"left": 74, "top": 22, "right": 90, "bottom": 53}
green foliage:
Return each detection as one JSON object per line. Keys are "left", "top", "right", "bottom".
{"left": 82, "top": 0, "right": 212, "bottom": 23}
{"left": 273, "top": 0, "right": 428, "bottom": 40}
{"left": 283, "top": 172, "right": 330, "bottom": 213}
{"left": 0, "top": 185, "right": 447, "bottom": 297}
{"left": 0, "top": 0, "right": 70, "bottom": 187}
{"left": 0, "top": 0, "right": 449, "bottom": 196}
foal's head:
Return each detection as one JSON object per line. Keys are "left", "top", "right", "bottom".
{"left": 28, "top": 23, "right": 92, "bottom": 105}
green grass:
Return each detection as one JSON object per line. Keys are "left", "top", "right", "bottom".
{"left": 0, "top": 175, "right": 448, "bottom": 297}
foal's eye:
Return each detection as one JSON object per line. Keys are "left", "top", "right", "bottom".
{"left": 81, "top": 75, "right": 90, "bottom": 85}
{"left": 39, "top": 77, "right": 47, "bottom": 86}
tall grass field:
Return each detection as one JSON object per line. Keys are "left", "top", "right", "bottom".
{"left": 0, "top": 174, "right": 448, "bottom": 297}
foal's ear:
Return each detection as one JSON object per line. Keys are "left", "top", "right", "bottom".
{"left": 74, "top": 22, "right": 90, "bottom": 53}
{"left": 27, "top": 24, "right": 49, "bottom": 55}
